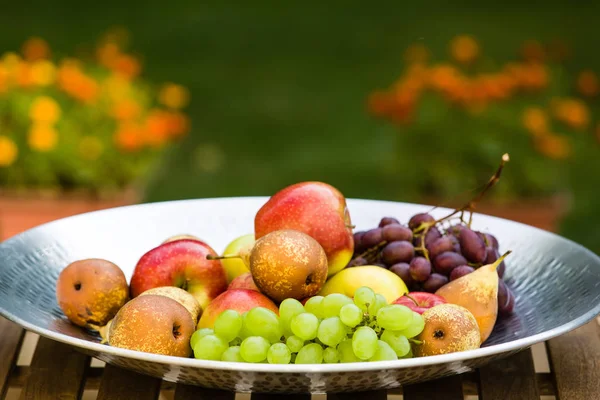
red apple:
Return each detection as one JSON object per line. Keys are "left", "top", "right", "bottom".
{"left": 197, "top": 289, "right": 278, "bottom": 329}
{"left": 254, "top": 181, "right": 354, "bottom": 277}
{"left": 393, "top": 292, "right": 447, "bottom": 314}
{"left": 130, "top": 239, "right": 227, "bottom": 310}
{"left": 227, "top": 272, "right": 260, "bottom": 292}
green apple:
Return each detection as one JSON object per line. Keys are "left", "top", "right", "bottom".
{"left": 318, "top": 266, "right": 408, "bottom": 304}
{"left": 221, "top": 234, "right": 255, "bottom": 283}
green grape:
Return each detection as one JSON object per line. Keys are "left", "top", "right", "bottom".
{"left": 240, "top": 336, "right": 270, "bottom": 363}
{"left": 400, "top": 346, "right": 414, "bottom": 359}
{"left": 323, "top": 347, "right": 340, "bottom": 363}
{"left": 280, "top": 317, "right": 293, "bottom": 339}
{"left": 304, "top": 295, "right": 325, "bottom": 319}
{"left": 295, "top": 343, "right": 323, "bottom": 364}
{"left": 267, "top": 343, "right": 292, "bottom": 364}
{"left": 239, "top": 312, "right": 251, "bottom": 339}
{"left": 279, "top": 298, "right": 305, "bottom": 325}
{"left": 286, "top": 335, "right": 304, "bottom": 353}
{"left": 380, "top": 330, "right": 410, "bottom": 357}
{"left": 317, "top": 317, "right": 346, "bottom": 347}
{"left": 190, "top": 328, "right": 214, "bottom": 349}
{"left": 339, "top": 303, "right": 363, "bottom": 327}
{"left": 396, "top": 312, "right": 425, "bottom": 338}
{"left": 337, "top": 339, "right": 360, "bottom": 363}
{"left": 322, "top": 293, "right": 353, "bottom": 318}
{"left": 214, "top": 309, "right": 243, "bottom": 342}
{"left": 353, "top": 286, "right": 376, "bottom": 311}
{"left": 376, "top": 305, "right": 412, "bottom": 331}
{"left": 290, "top": 312, "right": 319, "bottom": 340}
{"left": 221, "top": 346, "right": 245, "bottom": 362}
{"left": 245, "top": 307, "right": 282, "bottom": 343}
{"left": 193, "top": 334, "right": 228, "bottom": 360}
{"left": 368, "top": 294, "right": 388, "bottom": 315}
{"left": 352, "top": 326, "right": 378, "bottom": 360}
{"left": 369, "top": 340, "right": 398, "bottom": 361}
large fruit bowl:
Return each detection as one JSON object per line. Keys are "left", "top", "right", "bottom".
{"left": 0, "top": 197, "right": 599, "bottom": 393}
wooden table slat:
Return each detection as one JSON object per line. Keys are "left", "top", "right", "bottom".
{"left": 97, "top": 364, "right": 162, "bottom": 400}
{"left": 327, "top": 390, "right": 387, "bottom": 400}
{"left": 478, "top": 348, "right": 540, "bottom": 400}
{"left": 0, "top": 317, "right": 25, "bottom": 400}
{"left": 19, "top": 336, "right": 89, "bottom": 400}
{"left": 546, "top": 319, "right": 600, "bottom": 400}
{"left": 175, "top": 383, "right": 236, "bottom": 400}
{"left": 403, "top": 375, "right": 464, "bottom": 400}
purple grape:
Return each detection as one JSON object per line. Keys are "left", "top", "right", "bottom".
{"left": 446, "top": 224, "right": 466, "bottom": 237}
{"left": 346, "top": 257, "right": 368, "bottom": 268}
{"left": 353, "top": 231, "right": 366, "bottom": 253}
{"left": 498, "top": 280, "right": 515, "bottom": 315}
{"left": 408, "top": 213, "right": 435, "bottom": 231}
{"left": 382, "top": 224, "right": 413, "bottom": 242}
{"left": 459, "top": 228, "right": 487, "bottom": 263}
{"left": 477, "top": 231, "right": 500, "bottom": 250}
{"left": 484, "top": 246, "right": 506, "bottom": 278}
{"left": 389, "top": 263, "right": 413, "bottom": 286}
{"left": 427, "top": 236, "right": 458, "bottom": 259}
{"left": 497, "top": 259, "right": 506, "bottom": 279}
{"left": 409, "top": 257, "right": 432, "bottom": 282}
{"left": 422, "top": 273, "right": 449, "bottom": 292}
{"left": 379, "top": 217, "right": 400, "bottom": 227}
{"left": 413, "top": 227, "right": 441, "bottom": 251}
{"left": 381, "top": 241, "right": 415, "bottom": 265}
{"left": 361, "top": 228, "right": 384, "bottom": 249}
{"left": 433, "top": 251, "right": 468, "bottom": 275}
{"left": 449, "top": 265, "right": 475, "bottom": 281}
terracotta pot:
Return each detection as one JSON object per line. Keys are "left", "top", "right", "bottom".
{"left": 0, "top": 189, "right": 139, "bottom": 241}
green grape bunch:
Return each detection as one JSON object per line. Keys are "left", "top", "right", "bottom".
{"left": 190, "top": 286, "right": 425, "bottom": 364}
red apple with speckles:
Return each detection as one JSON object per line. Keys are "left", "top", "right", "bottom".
{"left": 393, "top": 292, "right": 447, "bottom": 314}
{"left": 196, "top": 289, "right": 278, "bottom": 329}
{"left": 227, "top": 272, "right": 260, "bottom": 292}
{"left": 130, "top": 239, "right": 227, "bottom": 310}
{"left": 254, "top": 181, "right": 354, "bottom": 277}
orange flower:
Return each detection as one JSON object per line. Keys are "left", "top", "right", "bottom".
{"left": 520, "top": 40, "right": 545, "bottom": 63}
{"left": 165, "top": 111, "right": 190, "bottom": 137}
{"left": 111, "top": 99, "right": 141, "bottom": 121}
{"left": 428, "top": 64, "right": 462, "bottom": 92}
{"left": 0, "top": 65, "right": 7, "bottom": 93}
{"left": 404, "top": 44, "right": 430, "bottom": 65}
{"left": 79, "top": 136, "right": 104, "bottom": 160}
{"left": 16, "top": 61, "right": 33, "bottom": 87}
{"left": 113, "top": 54, "right": 141, "bottom": 79}
{"left": 552, "top": 98, "right": 590, "bottom": 130}
{"left": 449, "top": 35, "right": 479, "bottom": 64}
{"left": 22, "top": 37, "right": 50, "bottom": 62}
{"left": 29, "top": 96, "right": 61, "bottom": 124}
{"left": 144, "top": 109, "right": 171, "bottom": 146}
{"left": 0, "top": 136, "right": 18, "bottom": 166}
{"left": 522, "top": 107, "right": 548, "bottom": 136}
{"left": 28, "top": 124, "right": 58, "bottom": 152}
{"left": 57, "top": 61, "right": 99, "bottom": 103}
{"left": 534, "top": 134, "right": 571, "bottom": 160}
{"left": 367, "top": 91, "right": 395, "bottom": 117}
{"left": 158, "top": 83, "right": 190, "bottom": 109}
{"left": 576, "top": 70, "right": 599, "bottom": 97}
{"left": 115, "top": 122, "right": 143, "bottom": 152}
{"left": 30, "top": 60, "right": 56, "bottom": 86}
{"left": 96, "top": 42, "right": 121, "bottom": 69}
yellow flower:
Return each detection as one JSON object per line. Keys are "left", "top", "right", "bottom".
{"left": 103, "top": 74, "right": 131, "bottom": 101}
{"left": 22, "top": 37, "right": 50, "bottom": 61}
{"left": 552, "top": 98, "right": 590, "bottom": 130}
{"left": 28, "top": 124, "right": 58, "bottom": 151}
{"left": 534, "top": 134, "right": 571, "bottom": 160}
{"left": 158, "top": 83, "right": 190, "bottom": 109}
{"left": 111, "top": 99, "right": 141, "bottom": 121}
{"left": 2, "top": 52, "right": 21, "bottom": 70}
{"left": 30, "top": 60, "right": 56, "bottom": 86}
{"left": 29, "top": 96, "right": 61, "bottom": 124}
{"left": 450, "top": 35, "right": 479, "bottom": 64}
{"left": 79, "top": 136, "right": 104, "bottom": 160}
{"left": 0, "top": 136, "right": 18, "bottom": 166}
{"left": 0, "top": 65, "right": 7, "bottom": 93}
{"left": 522, "top": 107, "right": 548, "bottom": 136}
{"left": 577, "top": 70, "right": 599, "bottom": 97}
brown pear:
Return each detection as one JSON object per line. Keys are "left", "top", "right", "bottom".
{"left": 435, "top": 252, "right": 510, "bottom": 344}
{"left": 139, "top": 286, "right": 202, "bottom": 323}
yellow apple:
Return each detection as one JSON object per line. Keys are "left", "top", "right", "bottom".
{"left": 318, "top": 266, "right": 408, "bottom": 303}
{"left": 221, "top": 234, "right": 255, "bottom": 283}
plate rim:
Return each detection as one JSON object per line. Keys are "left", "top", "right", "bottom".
{"left": 1, "top": 196, "right": 600, "bottom": 374}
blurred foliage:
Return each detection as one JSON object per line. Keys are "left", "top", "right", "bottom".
{"left": 0, "top": 30, "right": 190, "bottom": 194}
{"left": 367, "top": 36, "right": 600, "bottom": 203}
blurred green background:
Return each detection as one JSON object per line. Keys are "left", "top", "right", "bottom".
{"left": 1, "top": 0, "right": 599, "bottom": 252}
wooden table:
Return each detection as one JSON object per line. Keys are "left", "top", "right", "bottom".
{"left": 1, "top": 316, "right": 599, "bottom": 400}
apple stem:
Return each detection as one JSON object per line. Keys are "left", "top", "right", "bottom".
{"left": 403, "top": 293, "right": 419, "bottom": 306}
{"left": 206, "top": 254, "right": 241, "bottom": 261}
{"left": 346, "top": 224, "right": 356, "bottom": 230}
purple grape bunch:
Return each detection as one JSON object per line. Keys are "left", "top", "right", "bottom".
{"left": 348, "top": 213, "right": 515, "bottom": 317}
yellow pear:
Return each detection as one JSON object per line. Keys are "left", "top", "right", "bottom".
{"left": 435, "top": 251, "right": 510, "bottom": 344}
